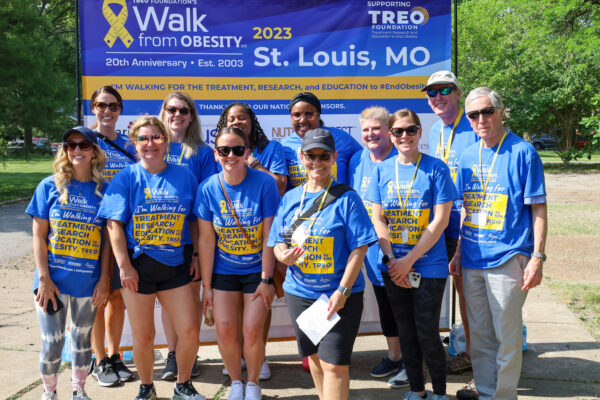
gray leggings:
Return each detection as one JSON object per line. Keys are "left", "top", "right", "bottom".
{"left": 36, "top": 293, "right": 97, "bottom": 391}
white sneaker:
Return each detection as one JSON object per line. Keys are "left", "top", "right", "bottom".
{"left": 244, "top": 382, "right": 261, "bottom": 400}
{"left": 72, "top": 387, "right": 92, "bottom": 400}
{"left": 228, "top": 380, "right": 244, "bottom": 400}
{"left": 258, "top": 361, "right": 271, "bottom": 380}
{"left": 42, "top": 390, "right": 57, "bottom": 400}
{"left": 222, "top": 359, "right": 246, "bottom": 376}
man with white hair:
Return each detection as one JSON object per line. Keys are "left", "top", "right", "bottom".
{"left": 452, "top": 87, "right": 547, "bottom": 400}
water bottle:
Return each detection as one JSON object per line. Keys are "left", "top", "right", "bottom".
{"left": 522, "top": 324, "right": 527, "bottom": 351}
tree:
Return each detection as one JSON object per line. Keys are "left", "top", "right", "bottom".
{"left": 457, "top": 0, "right": 600, "bottom": 163}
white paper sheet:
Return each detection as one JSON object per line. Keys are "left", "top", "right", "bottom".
{"left": 296, "top": 294, "right": 341, "bottom": 345}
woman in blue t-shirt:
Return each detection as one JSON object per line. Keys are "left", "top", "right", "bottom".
{"left": 268, "top": 128, "right": 378, "bottom": 400}
{"left": 158, "top": 91, "right": 216, "bottom": 380}
{"left": 27, "top": 126, "right": 110, "bottom": 400}
{"left": 216, "top": 102, "right": 287, "bottom": 195}
{"left": 368, "top": 109, "right": 456, "bottom": 400}
{"left": 98, "top": 116, "right": 204, "bottom": 400}
{"left": 196, "top": 127, "right": 280, "bottom": 400}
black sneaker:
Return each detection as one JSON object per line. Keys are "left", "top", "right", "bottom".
{"left": 111, "top": 353, "right": 135, "bottom": 382}
{"left": 135, "top": 383, "right": 158, "bottom": 400}
{"left": 173, "top": 380, "right": 205, "bottom": 400}
{"left": 92, "top": 356, "right": 120, "bottom": 387}
{"left": 370, "top": 357, "right": 404, "bottom": 378}
{"left": 161, "top": 351, "right": 178, "bottom": 381}
{"left": 191, "top": 356, "right": 200, "bottom": 378}
{"left": 456, "top": 379, "right": 479, "bottom": 400}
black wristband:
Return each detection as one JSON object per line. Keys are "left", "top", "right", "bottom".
{"left": 261, "top": 277, "right": 274, "bottom": 284}
{"left": 193, "top": 251, "right": 198, "bottom": 257}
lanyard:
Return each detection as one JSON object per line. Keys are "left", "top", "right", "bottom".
{"left": 394, "top": 153, "right": 422, "bottom": 212}
{"left": 438, "top": 109, "right": 463, "bottom": 164}
{"left": 478, "top": 130, "right": 507, "bottom": 200}
{"left": 165, "top": 144, "right": 185, "bottom": 165}
{"left": 297, "top": 178, "right": 333, "bottom": 234}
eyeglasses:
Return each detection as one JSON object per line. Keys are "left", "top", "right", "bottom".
{"left": 165, "top": 106, "right": 190, "bottom": 115}
{"left": 291, "top": 111, "right": 317, "bottom": 121}
{"left": 466, "top": 107, "right": 498, "bottom": 120}
{"left": 302, "top": 152, "right": 331, "bottom": 161}
{"left": 216, "top": 145, "right": 247, "bottom": 157}
{"left": 390, "top": 126, "right": 420, "bottom": 137}
{"left": 93, "top": 102, "right": 120, "bottom": 112}
{"left": 426, "top": 86, "right": 455, "bottom": 97}
{"left": 64, "top": 141, "right": 93, "bottom": 151}
{"left": 136, "top": 134, "right": 164, "bottom": 144}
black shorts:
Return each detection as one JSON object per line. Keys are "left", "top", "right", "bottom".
{"left": 372, "top": 284, "right": 399, "bottom": 337}
{"left": 445, "top": 235, "right": 458, "bottom": 264}
{"left": 285, "top": 291, "right": 363, "bottom": 365}
{"left": 212, "top": 272, "right": 261, "bottom": 293}
{"left": 126, "top": 245, "right": 193, "bottom": 295}
{"left": 111, "top": 256, "right": 122, "bottom": 290}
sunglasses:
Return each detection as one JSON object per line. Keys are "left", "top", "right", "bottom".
{"left": 93, "top": 102, "right": 120, "bottom": 112}
{"left": 302, "top": 152, "right": 332, "bottom": 161}
{"left": 466, "top": 107, "right": 498, "bottom": 120}
{"left": 136, "top": 134, "right": 164, "bottom": 144}
{"left": 426, "top": 86, "right": 455, "bottom": 97}
{"left": 216, "top": 145, "right": 247, "bottom": 157}
{"left": 291, "top": 111, "right": 317, "bottom": 121}
{"left": 64, "top": 141, "right": 93, "bottom": 151}
{"left": 165, "top": 106, "right": 190, "bottom": 115}
{"left": 390, "top": 126, "right": 420, "bottom": 137}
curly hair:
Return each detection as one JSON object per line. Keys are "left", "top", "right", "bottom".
{"left": 216, "top": 103, "right": 269, "bottom": 153}
{"left": 53, "top": 140, "right": 106, "bottom": 204}
{"left": 159, "top": 92, "right": 204, "bottom": 158}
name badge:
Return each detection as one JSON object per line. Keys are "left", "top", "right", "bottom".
{"left": 401, "top": 229, "right": 409, "bottom": 244}
{"left": 292, "top": 225, "right": 310, "bottom": 248}
{"left": 471, "top": 211, "right": 488, "bottom": 226}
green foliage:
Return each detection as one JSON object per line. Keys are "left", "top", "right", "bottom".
{"left": 547, "top": 280, "right": 600, "bottom": 341}
{"left": 458, "top": 0, "right": 600, "bottom": 164}
{"left": 0, "top": 155, "right": 54, "bottom": 202}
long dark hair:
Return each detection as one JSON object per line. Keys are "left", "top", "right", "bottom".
{"left": 216, "top": 103, "right": 269, "bottom": 153}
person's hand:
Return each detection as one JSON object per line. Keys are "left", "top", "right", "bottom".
{"left": 190, "top": 256, "right": 200, "bottom": 280}
{"left": 251, "top": 283, "right": 275, "bottom": 310}
{"left": 279, "top": 246, "right": 304, "bottom": 266}
{"left": 202, "top": 286, "right": 214, "bottom": 316}
{"left": 388, "top": 257, "right": 413, "bottom": 288}
{"left": 36, "top": 275, "right": 60, "bottom": 312}
{"left": 327, "top": 290, "right": 347, "bottom": 320}
{"left": 246, "top": 155, "right": 258, "bottom": 167}
{"left": 522, "top": 257, "right": 543, "bottom": 290}
{"left": 120, "top": 264, "right": 139, "bottom": 292}
{"left": 449, "top": 252, "right": 462, "bottom": 276}
{"left": 91, "top": 275, "right": 110, "bottom": 307}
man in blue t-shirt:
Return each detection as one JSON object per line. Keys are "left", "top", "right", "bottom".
{"left": 453, "top": 87, "right": 547, "bottom": 400}
{"left": 423, "top": 71, "right": 479, "bottom": 382}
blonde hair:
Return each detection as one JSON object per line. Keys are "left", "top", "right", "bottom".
{"left": 129, "top": 116, "right": 170, "bottom": 146}
{"left": 53, "top": 141, "right": 107, "bottom": 204}
{"left": 159, "top": 92, "right": 203, "bottom": 158}
{"left": 359, "top": 106, "right": 391, "bottom": 126}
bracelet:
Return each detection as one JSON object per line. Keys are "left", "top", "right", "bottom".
{"left": 261, "top": 277, "right": 274, "bottom": 284}
{"left": 202, "top": 283, "right": 212, "bottom": 289}
{"left": 249, "top": 159, "right": 260, "bottom": 169}
{"left": 193, "top": 251, "right": 198, "bottom": 257}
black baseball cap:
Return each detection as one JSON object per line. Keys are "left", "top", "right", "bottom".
{"left": 301, "top": 128, "right": 335, "bottom": 153}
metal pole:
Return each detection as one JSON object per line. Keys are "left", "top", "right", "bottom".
{"left": 450, "top": 0, "right": 458, "bottom": 327}
{"left": 75, "top": 0, "right": 82, "bottom": 125}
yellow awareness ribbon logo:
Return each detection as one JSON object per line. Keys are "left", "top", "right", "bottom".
{"left": 220, "top": 200, "right": 227, "bottom": 214}
{"left": 103, "top": 0, "right": 134, "bottom": 48}
{"left": 144, "top": 188, "right": 152, "bottom": 199}
{"left": 387, "top": 181, "right": 394, "bottom": 196}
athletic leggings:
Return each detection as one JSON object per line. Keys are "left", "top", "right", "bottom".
{"left": 35, "top": 293, "right": 97, "bottom": 393}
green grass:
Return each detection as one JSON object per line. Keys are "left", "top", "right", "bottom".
{"left": 538, "top": 150, "right": 600, "bottom": 162}
{"left": 548, "top": 204, "right": 600, "bottom": 235}
{"left": 0, "top": 155, "right": 54, "bottom": 202}
{"left": 546, "top": 279, "right": 600, "bottom": 341}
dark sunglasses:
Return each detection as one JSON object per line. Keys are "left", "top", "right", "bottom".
{"left": 426, "top": 86, "right": 455, "bottom": 97}
{"left": 136, "top": 134, "right": 164, "bottom": 144}
{"left": 291, "top": 111, "right": 317, "bottom": 121}
{"left": 93, "top": 102, "right": 120, "bottom": 112}
{"left": 390, "top": 126, "right": 420, "bottom": 137}
{"left": 64, "top": 141, "right": 93, "bottom": 151}
{"left": 302, "top": 152, "right": 332, "bottom": 161}
{"left": 216, "top": 145, "right": 247, "bottom": 157}
{"left": 466, "top": 107, "right": 498, "bottom": 120}
{"left": 165, "top": 106, "right": 190, "bottom": 115}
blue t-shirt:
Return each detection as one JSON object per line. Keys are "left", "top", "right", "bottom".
{"left": 26, "top": 177, "right": 107, "bottom": 297}
{"left": 281, "top": 126, "right": 362, "bottom": 190}
{"left": 347, "top": 147, "right": 398, "bottom": 287}
{"left": 456, "top": 131, "right": 546, "bottom": 269}
{"left": 428, "top": 113, "right": 479, "bottom": 239}
{"left": 268, "top": 184, "right": 378, "bottom": 299}
{"left": 195, "top": 168, "right": 281, "bottom": 275}
{"left": 367, "top": 153, "right": 458, "bottom": 278}
{"left": 98, "top": 163, "right": 198, "bottom": 266}
{"left": 216, "top": 140, "right": 288, "bottom": 177}
{"left": 95, "top": 133, "right": 136, "bottom": 183}
{"left": 165, "top": 142, "right": 217, "bottom": 183}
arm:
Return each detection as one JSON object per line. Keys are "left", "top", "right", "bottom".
{"left": 327, "top": 244, "right": 368, "bottom": 319}
{"left": 522, "top": 202, "right": 547, "bottom": 290}
{"left": 32, "top": 217, "right": 60, "bottom": 312}
{"left": 371, "top": 202, "right": 393, "bottom": 256}
{"left": 92, "top": 227, "right": 112, "bottom": 307}
{"left": 251, "top": 216, "right": 276, "bottom": 308}
{"left": 449, "top": 206, "right": 466, "bottom": 276}
{"left": 247, "top": 156, "right": 288, "bottom": 195}
{"left": 198, "top": 218, "right": 216, "bottom": 315}
{"left": 106, "top": 219, "right": 138, "bottom": 293}
{"left": 274, "top": 242, "right": 305, "bottom": 266}
{"left": 188, "top": 219, "right": 200, "bottom": 280}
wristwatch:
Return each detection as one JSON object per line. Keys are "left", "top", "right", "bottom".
{"left": 261, "top": 277, "right": 274, "bottom": 284}
{"left": 381, "top": 252, "right": 395, "bottom": 266}
{"left": 337, "top": 286, "right": 352, "bottom": 298}
{"left": 531, "top": 252, "right": 547, "bottom": 262}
